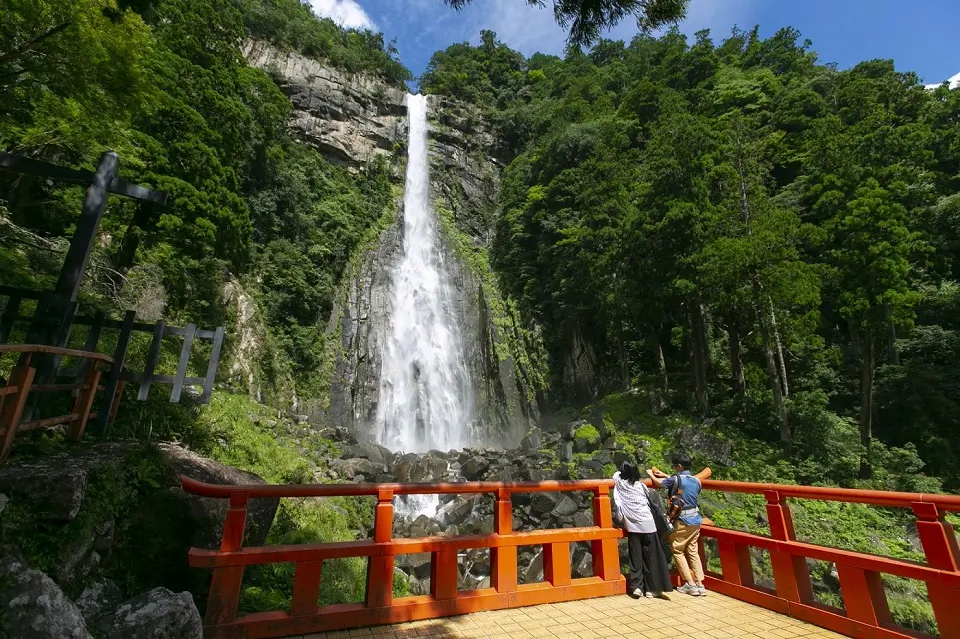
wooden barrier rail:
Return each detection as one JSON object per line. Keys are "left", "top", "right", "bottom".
{"left": 182, "top": 476, "right": 626, "bottom": 639}
{"left": 183, "top": 476, "right": 960, "bottom": 639}
{"left": 0, "top": 344, "right": 116, "bottom": 461}
{"left": 694, "top": 481, "right": 960, "bottom": 639}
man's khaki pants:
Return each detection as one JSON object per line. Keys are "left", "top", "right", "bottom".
{"left": 670, "top": 521, "right": 704, "bottom": 584}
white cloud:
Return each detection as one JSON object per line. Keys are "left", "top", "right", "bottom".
{"left": 309, "top": 0, "right": 376, "bottom": 30}
{"left": 925, "top": 71, "right": 960, "bottom": 90}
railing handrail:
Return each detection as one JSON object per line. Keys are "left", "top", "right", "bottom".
{"left": 0, "top": 343, "right": 114, "bottom": 364}
{"left": 180, "top": 475, "right": 960, "bottom": 511}
{"left": 179, "top": 475, "right": 616, "bottom": 498}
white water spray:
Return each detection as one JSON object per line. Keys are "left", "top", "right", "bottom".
{"left": 374, "top": 94, "right": 476, "bottom": 459}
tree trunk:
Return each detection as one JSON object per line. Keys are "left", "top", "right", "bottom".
{"left": 728, "top": 314, "right": 746, "bottom": 402}
{"left": 759, "top": 309, "right": 790, "bottom": 445}
{"left": 767, "top": 298, "right": 790, "bottom": 398}
{"left": 884, "top": 305, "right": 900, "bottom": 365}
{"left": 859, "top": 332, "right": 875, "bottom": 479}
{"left": 689, "top": 300, "right": 710, "bottom": 418}
{"left": 618, "top": 331, "right": 630, "bottom": 390}
{"left": 648, "top": 326, "right": 669, "bottom": 412}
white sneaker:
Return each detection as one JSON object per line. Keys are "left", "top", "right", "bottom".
{"left": 644, "top": 591, "right": 655, "bottom": 598}
{"left": 632, "top": 588, "right": 643, "bottom": 598}
{"left": 697, "top": 584, "right": 707, "bottom": 596}
{"left": 677, "top": 583, "right": 702, "bottom": 596}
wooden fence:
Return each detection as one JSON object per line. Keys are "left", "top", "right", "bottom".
{"left": 182, "top": 477, "right": 960, "bottom": 639}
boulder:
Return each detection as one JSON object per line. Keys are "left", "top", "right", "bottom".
{"left": 572, "top": 549, "right": 593, "bottom": 578}
{"left": 552, "top": 495, "right": 580, "bottom": 517}
{"left": 75, "top": 580, "right": 123, "bottom": 624}
{"left": 157, "top": 443, "right": 280, "bottom": 549}
{"left": 573, "top": 510, "right": 594, "bottom": 528}
{"left": 520, "top": 429, "right": 542, "bottom": 452}
{"left": 95, "top": 587, "right": 202, "bottom": 639}
{"left": 395, "top": 553, "right": 432, "bottom": 579}
{"left": 0, "top": 460, "right": 93, "bottom": 522}
{"left": 521, "top": 549, "right": 544, "bottom": 584}
{"left": 331, "top": 458, "right": 377, "bottom": 480}
{"left": 0, "top": 546, "right": 92, "bottom": 638}
{"left": 341, "top": 442, "right": 392, "bottom": 467}
{"left": 436, "top": 495, "right": 480, "bottom": 528}
{"left": 461, "top": 456, "right": 490, "bottom": 480}
{"left": 558, "top": 441, "right": 573, "bottom": 462}
{"left": 530, "top": 492, "right": 560, "bottom": 515}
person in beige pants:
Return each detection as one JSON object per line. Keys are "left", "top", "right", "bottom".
{"left": 648, "top": 456, "right": 711, "bottom": 596}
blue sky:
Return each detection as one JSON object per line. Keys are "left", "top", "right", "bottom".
{"left": 309, "top": 0, "right": 960, "bottom": 88}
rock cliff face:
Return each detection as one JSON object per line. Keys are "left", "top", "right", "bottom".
{"left": 242, "top": 40, "right": 407, "bottom": 168}
{"left": 243, "top": 42, "right": 540, "bottom": 448}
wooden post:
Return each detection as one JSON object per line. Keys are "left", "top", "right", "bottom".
{"left": 591, "top": 487, "right": 620, "bottom": 580}
{"left": 717, "top": 541, "right": 754, "bottom": 587}
{"left": 836, "top": 564, "right": 891, "bottom": 627}
{"left": 171, "top": 323, "right": 196, "bottom": 402}
{"left": 55, "top": 151, "right": 119, "bottom": 305}
{"left": 490, "top": 488, "right": 517, "bottom": 593}
{"left": 204, "top": 492, "right": 248, "bottom": 626}
{"left": 290, "top": 560, "right": 323, "bottom": 616}
{"left": 912, "top": 502, "right": 960, "bottom": 639}
{"left": 0, "top": 361, "right": 35, "bottom": 462}
{"left": 543, "top": 542, "right": 572, "bottom": 587}
{"left": 201, "top": 326, "right": 225, "bottom": 402}
{"left": 764, "top": 490, "right": 813, "bottom": 603}
{"left": 138, "top": 320, "right": 166, "bottom": 400}
{"left": 366, "top": 489, "right": 395, "bottom": 609}
{"left": 67, "top": 367, "right": 101, "bottom": 441}
{"left": 97, "top": 310, "right": 135, "bottom": 435}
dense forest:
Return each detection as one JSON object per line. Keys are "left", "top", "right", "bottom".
{"left": 1, "top": 0, "right": 405, "bottom": 399}
{"left": 421, "top": 28, "right": 960, "bottom": 487}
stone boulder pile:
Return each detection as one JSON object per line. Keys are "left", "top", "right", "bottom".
{"left": 313, "top": 423, "right": 649, "bottom": 592}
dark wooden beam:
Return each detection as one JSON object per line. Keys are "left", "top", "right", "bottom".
{"left": 0, "top": 152, "right": 167, "bottom": 205}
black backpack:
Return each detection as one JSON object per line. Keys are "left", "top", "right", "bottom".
{"left": 666, "top": 474, "right": 695, "bottom": 522}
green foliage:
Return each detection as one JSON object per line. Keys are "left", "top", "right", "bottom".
{"left": 239, "top": 0, "right": 410, "bottom": 86}
{"left": 425, "top": 25, "right": 960, "bottom": 487}
{"left": 574, "top": 424, "right": 600, "bottom": 443}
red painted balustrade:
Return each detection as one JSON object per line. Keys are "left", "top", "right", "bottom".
{"left": 182, "top": 476, "right": 960, "bottom": 639}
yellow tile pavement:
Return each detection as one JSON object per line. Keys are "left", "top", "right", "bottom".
{"left": 289, "top": 591, "right": 846, "bottom": 639}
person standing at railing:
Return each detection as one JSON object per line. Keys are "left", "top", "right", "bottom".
{"left": 612, "top": 462, "right": 673, "bottom": 599}
{"left": 648, "top": 455, "right": 710, "bottom": 597}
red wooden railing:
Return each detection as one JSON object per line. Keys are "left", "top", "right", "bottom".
{"left": 182, "top": 476, "right": 960, "bottom": 639}
{"left": 183, "top": 477, "right": 624, "bottom": 639}
{"left": 696, "top": 480, "right": 960, "bottom": 639}
{"left": 0, "top": 344, "right": 118, "bottom": 461}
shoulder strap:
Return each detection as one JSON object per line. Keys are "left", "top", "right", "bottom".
{"left": 668, "top": 474, "right": 682, "bottom": 497}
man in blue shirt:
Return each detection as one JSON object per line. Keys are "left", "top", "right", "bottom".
{"left": 648, "top": 455, "right": 708, "bottom": 597}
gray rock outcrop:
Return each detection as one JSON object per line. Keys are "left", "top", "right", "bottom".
{"left": 0, "top": 547, "right": 92, "bottom": 639}
{"left": 94, "top": 587, "right": 202, "bottom": 639}
{"left": 242, "top": 40, "right": 406, "bottom": 168}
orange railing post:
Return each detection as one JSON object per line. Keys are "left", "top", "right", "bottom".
{"left": 67, "top": 367, "right": 101, "bottom": 441}
{"left": 912, "top": 501, "right": 960, "bottom": 639}
{"left": 543, "top": 541, "right": 572, "bottom": 587}
{"left": 204, "top": 492, "right": 248, "bottom": 628}
{"left": 764, "top": 490, "right": 813, "bottom": 604}
{"left": 0, "top": 359, "right": 34, "bottom": 462}
{"left": 491, "top": 487, "right": 517, "bottom": 593}
{"left": 366, "top": 488, "right": 394, "bottom": 608}
{"left": 591, "top": 486, "right": 620, "bottom": 581}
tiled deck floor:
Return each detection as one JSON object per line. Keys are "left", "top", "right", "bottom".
{"left": 291, "top": 592, "right": 845, "bottom": 639}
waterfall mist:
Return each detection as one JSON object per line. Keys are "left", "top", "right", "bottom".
{"left": 374, "top": 93, "right": 477, "bottom": 456}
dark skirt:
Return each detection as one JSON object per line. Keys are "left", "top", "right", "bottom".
{"left": 626, "top": 531, "right": 673, "bottom": 595}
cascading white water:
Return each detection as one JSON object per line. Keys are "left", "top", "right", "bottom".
{"left": 374, "top": 93, "right": 476, "bottom": 464}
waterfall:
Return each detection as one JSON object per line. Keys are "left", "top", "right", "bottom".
{"left": 374, "top": 94, "right": 476, "bottom": 456}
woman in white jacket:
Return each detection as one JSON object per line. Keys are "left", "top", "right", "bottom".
{"left": 613, "top": 462, "right": 672, "bottom": 598}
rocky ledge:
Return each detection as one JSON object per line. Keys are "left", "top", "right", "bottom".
{"left": 0, "top": 441, "right": 279, "bottom": 639}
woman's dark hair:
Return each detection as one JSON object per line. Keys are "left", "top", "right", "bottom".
{"left": 620, "top": 462, "right": 642, "bottom": 484}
